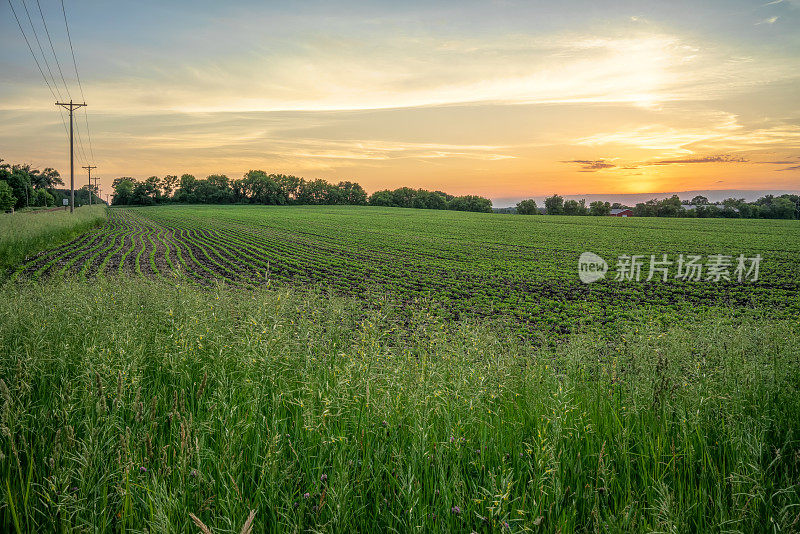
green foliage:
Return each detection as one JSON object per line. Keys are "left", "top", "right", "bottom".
{"left": 0, "top": 205, "right": 107, "bottom": 273}
{"left": 33, "top": 189, "right": 54, "bottom": 207}
{"left": 368, "top": 187, "right": 450, "bottom": 209}
{"left": 563, "top": 199, "right": 588, "bottom": 216}
{"left": 0, "top": 181, "right": 16, "bottom": 212}
{"left": 544, "top": 194, "right": 564, "bottom": 215}
{"left": 589, "top": 200, "right": 611, "bottom": 216}
{"left": 11, "top": 206, "right": 799, "bottom": 340}
{"left": 117, "top": 171, "right": 369, "bottom": 207}
{"left": 0, "top": 277, "right": 798, "bottom": 531}
{"left": 515, "top": 198, "right": 538, "bottom": 215}
{"left": 447, "top": 194, "right": 492, "bottom": 212}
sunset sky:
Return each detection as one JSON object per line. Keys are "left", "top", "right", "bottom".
{"left": 2, "top": 0, "right": 799, "bottom": 204}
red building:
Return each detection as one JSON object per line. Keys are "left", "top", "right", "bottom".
{"left": 609, "top": 208, "right": 633, "bottom": 217}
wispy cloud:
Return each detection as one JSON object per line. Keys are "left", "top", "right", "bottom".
{"left": 562, "top": 159, "right": 616, "bottom": 171}
{"left": 756, "top": 16, "right": 780, "bottom": 24}
{"left": 652, "top": 155, "right": 748, "bottom": 165}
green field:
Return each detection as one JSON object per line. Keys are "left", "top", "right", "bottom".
{"left": 1, "top": 205, "right": 799, "bottom": 532}
{"left": 9, "top": 205, "right": 800, "bottom": 338}
{"left": 0, "top": 205, "right": 107, "bottom": 274}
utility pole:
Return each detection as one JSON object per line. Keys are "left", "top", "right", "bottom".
{"left": 55, "top": 100, "right": 86, "bottom": 213}
{"left": 82, "top": 164, "right": 97, "bottom": 206}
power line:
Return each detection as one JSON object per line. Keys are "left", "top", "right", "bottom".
{"left": 35, "top": 0, "right": 72, "bottom": 101}
{"left": 61, "top": 0, "right": 95, "bottom": 164}
{"left": 20, "top": 0, "right": 62, "bottom": 101}
{"left": 7, "top": 0, "right": 71, "bottom": 139}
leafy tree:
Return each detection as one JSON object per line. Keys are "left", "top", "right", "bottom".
{"left": 515, "top": 199, "right": 539, "bottom": 215}
{"left": 0, "top": 180, "right": 16, "bottom": 211}
{"left": 31, "top": 168, "right": 63, "bottom": 190}
{"left": 295, "top": 179, "right": 325, "bottom": 204}
{"left": 434, "top": 191, "right": 454, "bottom": 202}
{"left": 391, "top": 187, "right": 417, "bottom": 208}
{"left": 768, "top": 197, "right": 796, "bottom": 219}
{"left": 448, "top": 195, "right": 492, "bottom": 213}
{"left": 690, "top": 195, "right": 709, "bottom": 205}
{"left": 589, "top": 200, "right": 611, "bottom": 216}
{"left": 34, "top": 188, "right": 54, "bottom": 207}
{"left": 131, "top": 180, "right": 158, "bottom": 205}
{"left": 544, "top": 194, "right": 564, "bottom": 215}
{"left": 336, "top": 181, "right": 368, "bottom": 205}
{"left": 274, "top": 174, "right": 302, "bottom": 201}
{"left": 162, "top": 175, "right": 179, "bottom": 199}
{"left": 174, "top": 174, "right": 198, "bottom": 203}
{"left": 5, "top": 165, "right": 34, "bottom": 209}
{"left": 369, "top": 190, "right": 395, "bottom": 206}
{"left": 563, "top": 199, "right": 587, "bottom": 216}
{"left": 145, "top": 176, "right": 163, "bottom": 203}
{"left": 111, "top": 177, "right": 136, "bottom": 205}
{"left": 656, "top": 195, "right": 683, "bottom": 217}
{"left": 412, "top": 189, "right": 446, "bottom": 210}
{"left": 633, "top": 199, "right": 659, "bottom": 217}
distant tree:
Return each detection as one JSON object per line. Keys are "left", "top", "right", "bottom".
{"left": 336, "top": 181, "right": 368, "bottom": 205}
{"left": 369, "top": 189, "right": 395, "bottom": 206}
{"left": 145, "top": 176, "right": 163, "bottom": 203}
{"left": 544, "top": 194, "right": 564, "bottom": 215}
{"left": 413, "top": 189, "right": 447, "bottom": 210}
{"left": 0, "top": 180, "right": 16, "bottom": 211}
{"left": 515, "top": 199, "right": 538, "bottom": 215}
{"left": 563, "top": 199, "right": 588, "bottom": 216}
{"left": 173, "top": 174, "right": 198, "bottom": 203}
{"left": 769, "top": 197, "right": 796, "bottom": 219}
{"left": 656, "top": 195, "right": 683, "bottom": 217}
{"left": 274, "top": 174, "right": 302, "bottom": 201}
{"left": 297, "top": 179, "right": 332, "bottom": 204}
{"left": 611, "top": 202, "right": 627, "bottom": 209}
{"left": 5, "top": 165, "right": 34, "bottom": 209}
{"left": 34, "top": 188, "right": 54, "bottom": 207}
{"left": 633, "top": 199, "right": 659, "bottom": 217}
{"left": 111, "top": 177, "right": 136, "bottom": 205}
{"left": 162, "top": 175, "right": 179, "bottom": 199}
{"left": 434, "top": 190, "right": 454, "bottom": 202}
{"left": 31, "top": 167, "right": 63, "bottom": 190}
{"left": 131, "top": 180, "right": 157, "bottom": 205}
{"left": 690, "top": 195, "right": 709, "bottom": 205}
{"left": 589, "top": 200, "right": 611, "bottom": 216}
{"left": 391, "top": 187, "right": 417, "bottom": 208}
{"left": 196, "top": 174, "right": 233, "bottom": 204}
{"left": 448, "top": 195, "right": 492, "bottom": 213}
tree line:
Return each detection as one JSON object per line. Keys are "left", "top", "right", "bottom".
{"left": 111, "top": 171, "right": 494, "bottom": 213}
{"left": 0, "top": 157, "right": 100, "bottom": 211}
{"left": 513, "top": 194, "right": 799, "bottom": 219}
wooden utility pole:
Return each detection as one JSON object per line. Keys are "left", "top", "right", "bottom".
{"left": 82, "top": 164, "right": 97, "bottom": 206}
{"left": 55, "top": 100, "right": 86, "bottom": 213}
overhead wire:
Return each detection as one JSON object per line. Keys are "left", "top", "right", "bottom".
{"left": 61, "top": 0, "right": 95, "bottom": 165}
{"left": 7, "top": 0, "right": 71, "bottom": 140}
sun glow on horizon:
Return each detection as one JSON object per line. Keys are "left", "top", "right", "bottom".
{"left": 1, "top": 1, "right": 798, "bottom": 202}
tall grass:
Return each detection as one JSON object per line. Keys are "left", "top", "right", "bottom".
{"left": 0, "top": 206, "right": 107, "bottom": 274}
{"left": 0, "top": 277, "right": 798, "bottom": 532}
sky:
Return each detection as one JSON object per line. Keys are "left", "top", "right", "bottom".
{"left": 1, "top": 0, "right": 799, "bottom": 205}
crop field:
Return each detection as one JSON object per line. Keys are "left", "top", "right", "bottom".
{"left": 1, "top": 205, "right": 800, "bottom": 532}
{"left": 9, "top": 205, "right": 800, "bottom": 338}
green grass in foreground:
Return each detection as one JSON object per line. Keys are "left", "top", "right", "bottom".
{"left": 1, "top": 277, "right": 798, "bottom": 532}
{"left": 0, "top": 206, "right": 107, "bottom": 275}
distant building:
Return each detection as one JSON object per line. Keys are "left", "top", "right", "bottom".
{"left": 609, "top": 208, "right": 633, "bottom": 217}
